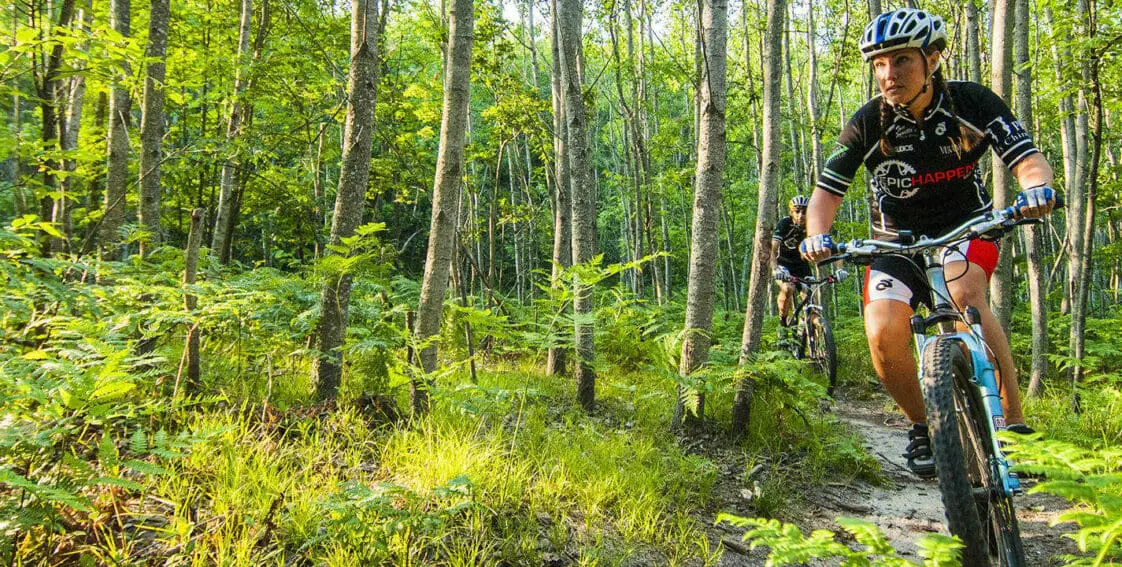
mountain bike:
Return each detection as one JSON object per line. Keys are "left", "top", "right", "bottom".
{"left": 824, "top": 203, "right": 1057, "bottom": 566}
{"left": 776, "top": 270, "right": 848, "bottom": 397}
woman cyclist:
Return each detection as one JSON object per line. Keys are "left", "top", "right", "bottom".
{"left": 799, "top": 8, "right": 1057, "bottom": 478}
{"left": 773, "top": 196, "right": 813, "bottom": 342}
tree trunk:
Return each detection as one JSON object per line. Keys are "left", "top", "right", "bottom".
{"left": 558, "top": 0, "right": 596, "bottom": 411}
{"left": 413, "top": 0, "right": 473, "bottom": 414}
{"left": 101, "top": 0, "right": 131, "bottom": 257}
{"left": 312, "top": 123, "right": 327, "bottom": 259}
{"left": 1015, "top": 0, "right": 1049, "bottom": 396}
{"left": 965, "top": 0, "right": 982, "bottom": 83}
{"left": 783, "top": 15, "right": 803, "bottom": 190}
{"left": 212, "top": 0, "right": 253, "bottom": 264}
{"left": 183, "top": 209, "right": 204, "bottom": 392}
{"left": 989, "top": 0, "right": 1015, "bottom": 334}
{"left": 805, "top": 0, "right": 821, "bottom": 179}
{"left": 731, "top": 0, "right": 784, "bottom": 436}
{"left": 673, "top": 0, "right": 727, "bottom": 430}
{"left": 546, "top": 0, "right": 572, "bottom": 376}
{"left": 138, "top": 0, "right": 170, "bottom": 258}
{"left": 1069, "top": 0, "right": 1099, "bottom": 409}
{"left": 54, "top": 0, "right": 90, "bottom": 253}
{"left": 32, "top": 0, "right": 76, "bottom": 255}
{"left": 312, "top": 0, "right": 380, "bottom": 401}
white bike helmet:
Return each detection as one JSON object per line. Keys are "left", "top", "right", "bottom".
{"left": 789, "top": 195, "right": 809, "bottom": 209}
{"left": 859, "top": 8, "right": 948, "bottom": 61}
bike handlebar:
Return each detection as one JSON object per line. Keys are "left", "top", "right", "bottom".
{"left": 825, "top": 196, "right": 1064, "bottom": 264}
{"left": 787, "top": 270, "right": 849, "bottom": 285}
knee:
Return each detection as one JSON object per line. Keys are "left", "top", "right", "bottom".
{"left": 865, "top": 305, "right": 911, "bottom": 354}
{"left": 866, "top": 319, "right": 898, "bottom": 355}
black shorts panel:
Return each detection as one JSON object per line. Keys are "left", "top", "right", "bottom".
{"left": 778, "top": 259, "right": 812, "bottom": 279}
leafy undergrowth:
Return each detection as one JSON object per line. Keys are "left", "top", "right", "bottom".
{"left": 3, "top": 362, "right": 876, "bottom": 565}
{"left": 1, "top": 225, "right": 881, "bottom": 565}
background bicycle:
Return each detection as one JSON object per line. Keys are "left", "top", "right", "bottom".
{"left": 775, "top": 270, "right": 848, "bottom": 397}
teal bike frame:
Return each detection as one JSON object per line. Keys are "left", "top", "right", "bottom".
{"left": 912, "top": 246, "right": 1020, "bottom": 496}
{"left": 831, "top": 205, "right": 1039, "bottom": 498}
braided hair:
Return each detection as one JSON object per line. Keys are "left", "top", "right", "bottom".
{"left": 931, "top": 66, "right": 982, "bottom": 158}
{"left": 878, "top": 98, "right": 895, "bottom": 156}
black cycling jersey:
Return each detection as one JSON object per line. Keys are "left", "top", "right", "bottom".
{"left": 773, "top": 216, "right": 808, "bottom": 267}
{"left": 816, "top": 81, "right": 1039, "bottom": 239}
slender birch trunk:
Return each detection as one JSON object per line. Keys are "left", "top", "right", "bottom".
{"left": 965, "top": 0, "right": 982, "bottom": 83}
{"left": 673, "top": 0, "right": 727, "bottom": 430}
{"left": 312, "top": 0, "right": 380, "bottom": 401}
{"left": 546, "top": 0, "right": 572, "bottom": 376}
{"left": 1015, "top": 0, "right": 1049, "bottom": 396}
{"left": 138, "top": 0, "right": 170, "bottom": 257}
{"left": 101, "top": 0, "right": 130, "bottom": 256}
{"left": 412, "top": 0, "right": 474, "bottom": 414}
{"left": 558, "top": 0, "right": 597, "bottom": 411}
{"left": 989, "top": 0, "right": 1015, "bottom": 333}
{"left": 54, "top": 0, "right": 90, "bottom": 253}
{"left": 212, "top": 0, "right": 253, "bottom": 263}
{"left": 731, "top": 0, "right": 784, "bottom": 435}
{"left": 1069, "top": 0, "right": 1098, "bottom": 408}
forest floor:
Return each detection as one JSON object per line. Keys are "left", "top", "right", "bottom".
{"left": 702, "top": 389, "right": 1082, "bottom": 566}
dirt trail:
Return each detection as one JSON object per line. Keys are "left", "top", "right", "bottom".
{"left": 712, "top": 393, "right": 1080, "bottom": 565}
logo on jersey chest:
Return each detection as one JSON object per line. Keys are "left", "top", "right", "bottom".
{"left": 872, "top": 160, "right": 978, "bottom": 200}
{"left": 872, "top": 160, "right": 920, "bottom": 199}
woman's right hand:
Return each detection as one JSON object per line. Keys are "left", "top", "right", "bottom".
{"left": 800, "top": 233, "right": 834, "bottom": 263}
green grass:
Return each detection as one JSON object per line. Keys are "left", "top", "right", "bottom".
{"left": 36, "top": 358, "right": 875, "bottom": 566}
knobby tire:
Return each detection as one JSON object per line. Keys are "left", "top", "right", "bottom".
{"left": 922, "top": 337, "right": 1026, "bottom": 567}
{"left": 806, "top": 311, "right": 838, "bottom": 396}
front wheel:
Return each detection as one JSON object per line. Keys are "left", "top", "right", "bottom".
{"left": 805, "top": 311, "right": 837, "bottom": 396}
{"left": 922, "top": 337, "right": 1026, "bottom": 567}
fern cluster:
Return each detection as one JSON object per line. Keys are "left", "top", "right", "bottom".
{"left": 716, "top": 514, "right": 963, "bottom": 566}
{"left": 1003, "top": 434, "right": 1122, "bottom": 565}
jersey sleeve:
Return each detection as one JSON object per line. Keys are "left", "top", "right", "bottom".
{"left": 772, "top": 217, "right": 791, "bottom": 241}
{"left": 816, "top": 109, "right": 871, "bottom": 197}
{"left": 963, "top": 83, "right": 1040, "bottom": 169}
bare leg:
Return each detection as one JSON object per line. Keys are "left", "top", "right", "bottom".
{"left": 777, "top": 282, "right": 796, "bottom": 325}
{"left": 865, "top": 299, "right": 926, "bottom": 423}
{"left": 945, "top": 261, "right": 1025, "bottom": 424}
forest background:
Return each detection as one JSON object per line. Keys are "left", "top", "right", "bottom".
{"left": 2, "top": 0, "right": 1121, "bottom": 563}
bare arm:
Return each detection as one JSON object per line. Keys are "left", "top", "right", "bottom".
{"left": 807, "top": 189, "right": 844, "bottom": 235}
{"left": 1011, "top": 152, "right": 1057, "bottom": 217}
{"left": 802, "top": 190, "right": 845, "bottom": 261}
{"left": 1011, "top": 152, "right": 1054, "bottom": 189}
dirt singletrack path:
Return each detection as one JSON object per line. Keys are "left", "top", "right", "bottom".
{"left": 709, "top": 392, "right": 1081, "bottom": 565}
{"left": 808, "top": 396, "right": 1081, "bottom": 565}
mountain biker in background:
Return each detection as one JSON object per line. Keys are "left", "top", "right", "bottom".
{"left": 773, "top": 196, "right": 813, "bottom": 343}
{"left": 799, "top": 8, "right": 1057, "bottom": 478}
